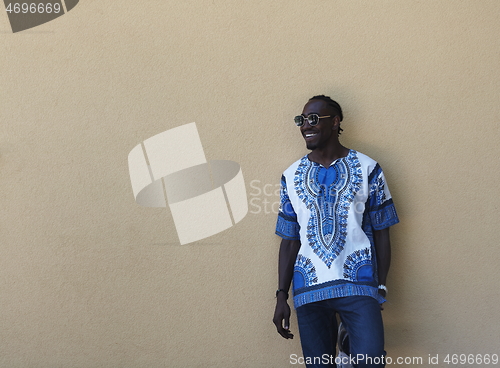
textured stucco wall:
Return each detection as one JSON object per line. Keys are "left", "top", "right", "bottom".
{"left": 1, "top": 1, "right": 499, "bottom": 367}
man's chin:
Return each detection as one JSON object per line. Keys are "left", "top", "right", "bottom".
{"left": 306, "top": 142, "right": 317, "bottom": 150}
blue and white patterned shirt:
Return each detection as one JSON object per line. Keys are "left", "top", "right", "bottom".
{"left": 275, "top": 150, "right": 399, "bottom": 308}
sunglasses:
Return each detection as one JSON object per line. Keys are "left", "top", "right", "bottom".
{"left": 294, "top": 114, "right": 331, "bottom": 127}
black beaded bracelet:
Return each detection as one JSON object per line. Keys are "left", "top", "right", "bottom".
{"left": 276, "top": 289, "right": 289, "bottom": 299}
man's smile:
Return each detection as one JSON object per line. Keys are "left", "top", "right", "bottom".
{"left": 303, "top": 131, "right": 318, "bottom": 140}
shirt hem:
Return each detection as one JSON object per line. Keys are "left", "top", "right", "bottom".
{"left": 293, "top": 283, "right": 385, "bottom": 308}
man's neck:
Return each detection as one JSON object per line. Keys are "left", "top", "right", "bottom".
{"left": 307, "top": 144, "right": 350, "bottom": 167}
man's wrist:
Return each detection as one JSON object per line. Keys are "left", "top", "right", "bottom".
{"left": 276, "top": 289, "right": 289, "bottom": 299}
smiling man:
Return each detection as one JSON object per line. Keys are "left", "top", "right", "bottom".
{"left": 272, "top": 95, "right": 399, "bottom": 368}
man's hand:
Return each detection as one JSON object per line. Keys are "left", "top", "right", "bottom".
{"left": 273, "top": 238, "right": 300, "bottom": 339}
{"left": 273, "top": 295, "right": 294, "bottom": 339}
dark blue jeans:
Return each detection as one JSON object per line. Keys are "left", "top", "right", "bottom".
{"left": 296, "top": 296, "right": 385, "bottom": 368}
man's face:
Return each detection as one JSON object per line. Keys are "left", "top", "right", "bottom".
{"left": 299, "top": 99, "right": 338, "bottom": 151}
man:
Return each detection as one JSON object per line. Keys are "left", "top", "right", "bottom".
{"left": 272, "top": 95, "right": 399, "bottom": 368}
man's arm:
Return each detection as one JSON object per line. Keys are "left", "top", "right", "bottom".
{"left": 272, "top": 238, "right": 301, "bottom": 339}
{"left": 374, "top": 227, "right": 391, "bottom": 300}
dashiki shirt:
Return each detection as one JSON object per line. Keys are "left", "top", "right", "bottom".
{"left": 275, "top": 150, "right": 399, "bottom": 308}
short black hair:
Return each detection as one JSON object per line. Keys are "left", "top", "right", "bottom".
{"left": 309, "top": 95, "right": 344, "bottom": 134}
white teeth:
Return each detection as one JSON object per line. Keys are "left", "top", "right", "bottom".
{"left": 305, "top": 133, "right": 317, "bottom": 137}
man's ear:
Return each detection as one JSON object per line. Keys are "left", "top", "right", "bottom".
{"left": 332, "top": 116, "right": 340, "bottom": 130}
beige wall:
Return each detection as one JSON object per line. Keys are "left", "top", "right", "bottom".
{"left": 1, "top": 1, "right": 499, "bottom": 367}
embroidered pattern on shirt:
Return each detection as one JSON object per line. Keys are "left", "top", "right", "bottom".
{"left": 342, "top": 248, "right": 374, "bottom": 282}
{"left": 369, "top": 164, "right": 387, "bottom": 204}
{"left": 293, "top": 152, "right": 363, "bottom": 268}
{"left": 293, "top": 254, "right": 318, "bottom": 289}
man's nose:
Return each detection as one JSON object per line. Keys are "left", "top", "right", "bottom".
{"left": 301, "top": 119, "right": 313, "bottom": 130}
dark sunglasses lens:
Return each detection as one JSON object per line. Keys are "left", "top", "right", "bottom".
{"left": 307, "top": 114, "right": 319, "bottom": 126}
{"left": 294, "top": 116, "right": 304, "bottom": 126}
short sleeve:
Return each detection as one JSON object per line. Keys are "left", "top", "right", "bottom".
{"left": 367, "top": 164, "right": 400, "bottom": 230}
{"left": 275, "top": 175, "right": 300, "bottom": 240}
